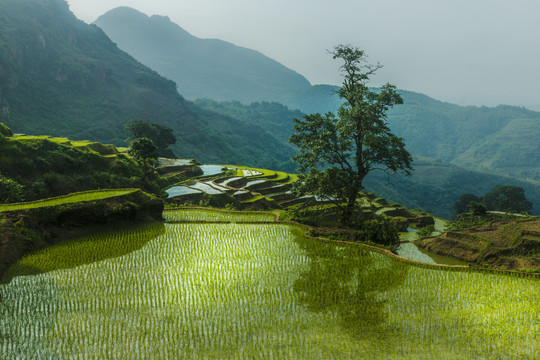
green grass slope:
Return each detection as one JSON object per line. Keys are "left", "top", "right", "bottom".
{"left": 0, "top": 133, "right": 156, "bottom": 201}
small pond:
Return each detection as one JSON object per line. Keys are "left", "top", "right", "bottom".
{"left": 200, "top": 165, "right": 224, "bottom": 176}
{"left": 397, "top": 227, "right": 468, "bottom": 266}
{"left": 190, "top": 182, "right": 222, "bottom": 195}
{"left": 166, "top": 186, "right": 202, "bottom": 198}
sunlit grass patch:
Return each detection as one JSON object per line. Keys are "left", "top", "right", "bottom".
{"left": 0, "top": 209, "right": 539, "bottom": 359}
{"left": 164, "top": 208, "right": 277, "bottom": 223}
{"left": 2, "top": 223, "right": 165, "bottom": 282}
{"left": 0, "top": 189, "right": 138, "bottom": 212}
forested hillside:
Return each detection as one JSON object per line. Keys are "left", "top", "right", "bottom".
{"left": 386, "top": 91, "right": 540, "bottom": 181}
{"left": 94, "top": 7, "right": 312, "bottom": 104}
{"left": 196, "top": 99, "right": 540, "bottom": 219}
{"left": 0, "top": 0, "right": 292, "bottom": 170}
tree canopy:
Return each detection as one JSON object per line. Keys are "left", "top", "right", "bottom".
{"left": 483, "top": 185, "right": 533, "bottom": 213}
{"left": 289, "top": 45, "right": 413, "bottom": 224}
{"left": 454, "top": 193, "right": 482, "bottom": 218}
{"left": 124, "top": 119, "right": 177, "bottom": 158}
{"left": 128, "top": 137, "right": 159, "bottom": 164}
{"left": 454, "top": 185, "right": 533, "bottom": 217}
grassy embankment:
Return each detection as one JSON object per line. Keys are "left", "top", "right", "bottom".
{"left": 416, "top": 214, "right": 540, "bottom": 272}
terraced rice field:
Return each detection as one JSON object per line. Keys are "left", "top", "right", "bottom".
{"left": 0, "top": 189, "right": 138, "bottom": 212}
{"left": 0, "top": 209, "right": 539, "bottom": 359}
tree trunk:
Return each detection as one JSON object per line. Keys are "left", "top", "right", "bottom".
{"left": 341, "top": 188, "right": 360, "bottom": 225}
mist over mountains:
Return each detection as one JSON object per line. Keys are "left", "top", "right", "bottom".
{"left": 94, "top": 7, "right": 312, "bottom": 105}
{"left": 95, "top": 6, "right": 540, "bottom": 179}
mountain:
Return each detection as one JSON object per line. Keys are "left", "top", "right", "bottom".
{"left": 193, "top": 99, "right": 540, "bottom": 219}
{"left": 94, "top": 7, "right": 312, "bottom": 104}
{"left": 0, "top": 0, "right": 293, "bottom": 170}
{"left": 364, "top": 157, "right": 540, "bottom": 219}
{"left": 95, "top": 7, "right": 540, "bottom": 182}
{"left": 386, "top": 91, "right": 540, "bottom": 181}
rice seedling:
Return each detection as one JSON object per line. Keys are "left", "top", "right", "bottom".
{"left": 164, "top": 208, "right": 277, "bottom": 223}
{"left": 0, "top": 209, "right": 538, "bottom": 359}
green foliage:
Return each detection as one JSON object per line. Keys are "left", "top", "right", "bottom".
{"left": 128, "top": 137, "right": 159, "bottom": 163}
{"left": 124, "top": 119, "right": 176, "bottom": 157}
{"left": 0, "top": 136, "right": 167, "bottom": 201}
{"left": 0, "top": 173, "right": 24, "bottom": 203}
{"left": 0, "top": 123, "right": 13, "bottom": 137}
{"left": 453, "top": 185, "right": 533, "bottom": 220}
{"left": 454, "top": 193, "right": 482, "bottom": 217}
{"left": 467, "top": 201, "right": 487, "bottom": 216}
{"left": 290, "top": 45, "right": 412, "bottom": 224}
{"left": 417, "top": 224, "right": 435, "bottom": 237}
{"left": 482, "top": 185, "right": 533, "bottom": 213}
{"left": 360, "top": 219, "right": 400, "bottom": 248}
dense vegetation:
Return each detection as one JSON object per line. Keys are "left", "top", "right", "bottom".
{"left": 0, "top": 0, "right": 292, "bottom": 171}
{"left": 454, "top": 185, "right": 533, "bottom": 217}
{"left": 0, "top": 128, "right": 165, "bottom": 201}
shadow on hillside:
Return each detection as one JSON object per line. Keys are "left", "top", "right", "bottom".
{"left": 1, "top": 222, "right": 165, "bottom": 284}
{"left": 293, "top": 234, "right": 409, "bottom": 340}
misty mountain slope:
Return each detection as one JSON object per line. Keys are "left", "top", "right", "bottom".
{"left": 93, "top": 6, "right": 540, "bottom": 179}
{"left": 385, "top": 93, "right": 540, "bottom": 181}
{"left": 0, "top": 0, "right": 294, "bottom": 169}
{"left": 364, "top": 157, "right": 540, "bottom": 219}
{"left": 94, "top": 7, "right": 312, "bottom": 104}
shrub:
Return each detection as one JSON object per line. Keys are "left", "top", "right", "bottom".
{"left": 0, "top": 173, "right": 24, "bottom": 203}
{"left": 417, "top": 225, "right": 435, "bottom": 237}
{"left": 0, "top": 123, "right": 13, "bottom": 137}
{"left": 360, "top": 219, "right": 400, "bottom": 249}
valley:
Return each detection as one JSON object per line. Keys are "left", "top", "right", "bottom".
{"left": 1, "top": 1, "right": 540, "bottom": 359}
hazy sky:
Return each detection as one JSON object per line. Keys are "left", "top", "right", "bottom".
{"left": 67, "top": 0, "right": 540, "bottom": 109}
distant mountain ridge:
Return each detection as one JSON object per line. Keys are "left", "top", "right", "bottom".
{"left": 0, "top": 0, "right": 293, "bottom": 170}
{"left": 94, "top": 7, "right": 312, "bottom": 104}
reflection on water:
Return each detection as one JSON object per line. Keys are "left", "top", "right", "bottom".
{"left": 2, "top": 223, "right": 165, "bottom": 283}
{"left": 293, "top": 236, "right": 409, "bottom": 338}
{"left": 166, "top": 185, "right": 202, "bottom": 198}
{"left": 396, "top": 242, "right": 436, "bottom": 264}
{"left": 200, "top": 165, "right": 224, "bottom": 176}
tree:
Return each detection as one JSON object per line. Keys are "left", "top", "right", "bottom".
{"left": 0, "top": 173, "right": 24, "bottom": 204}
{"left": 482, "top": 185, "right": 533, "bottom": 213}
{"left": 467, "top": 201, "right": 487, "bottom": 217}
{"left": 289, "top": 45, "right": 413, "bottom": 224}
{"left": 124, "top": 119, "right": 176, "bottom": 158}
{"left": 128, "top": 137, "right": 159, "bottom": 183}
{"left": 0, "top": 123, "right": 13, "bottom": 137}
{"left": 453, "top": 193, "right": 482, "bottom": 218}
{"left": 129, "top": 137, "right": 158, "bottom": 163}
